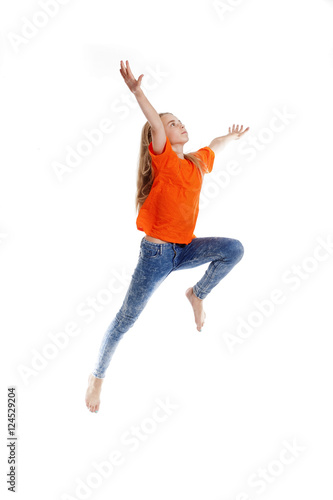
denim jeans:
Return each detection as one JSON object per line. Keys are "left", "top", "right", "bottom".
{"left": 92, "top": 236, "right": 244, "bottom": 378}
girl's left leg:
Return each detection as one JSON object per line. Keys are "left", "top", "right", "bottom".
{"left": 174, "top": 236, "right": 244, "bottom": 299}
{"left": 173, "top": 237, "right": 244, "bottom": 328}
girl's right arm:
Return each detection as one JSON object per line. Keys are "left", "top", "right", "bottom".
{"left": 119, "top": 60, "right": 164, "bottom": 133}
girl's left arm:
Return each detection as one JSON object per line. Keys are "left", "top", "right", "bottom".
{"left": 209, "top": 124, "right": 250, "bottom": 155}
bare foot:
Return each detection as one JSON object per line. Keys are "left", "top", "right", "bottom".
{"left": 185, "top": 287, "right": 206, "bottom": 332}
{"left": 85, "top": 373, "right": 104, "bottom": 413}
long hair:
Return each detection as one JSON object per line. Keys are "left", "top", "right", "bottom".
{"left": 135, "top": 112, "right": 205, "bottom": 213}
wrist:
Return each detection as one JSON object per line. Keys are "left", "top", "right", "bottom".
{"left": 218, "top": 135, "right": 232, "bottom": 146}
{"left": 133, "top": 88, "right": 144, "bottom": 99}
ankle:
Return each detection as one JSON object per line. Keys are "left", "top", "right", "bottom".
{"left": 192, "top": 289, "right": 203, "bottom": 301}
{"left": 90, "top": 374, "right": 104, "bottom": 385}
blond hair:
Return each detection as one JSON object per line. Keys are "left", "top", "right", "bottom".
{"left": 135, "top": 112, "right": 205, "bottom": 213}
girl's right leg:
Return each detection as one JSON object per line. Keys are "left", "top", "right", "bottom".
{"left": 91, "top": 238, "right": 174, "bottom": 379}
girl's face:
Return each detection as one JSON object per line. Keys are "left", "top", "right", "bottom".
{"left": 161, "top": 114, "right": 189, "bottom": 145}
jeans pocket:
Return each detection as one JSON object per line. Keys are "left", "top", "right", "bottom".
{"left": 140, "top": 241, "right": 160, "bottom": 259}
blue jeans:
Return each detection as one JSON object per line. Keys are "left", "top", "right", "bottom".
{"left": 92, "top": 236, "right": 244, "bottom": 378}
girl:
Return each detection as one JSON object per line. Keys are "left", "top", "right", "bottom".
{"left": 85, "top": 60, "right": 249, "bottom": 413}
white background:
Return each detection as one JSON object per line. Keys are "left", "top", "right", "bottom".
{"left": 1, "top": 0, "right": 333, "bottom": 499}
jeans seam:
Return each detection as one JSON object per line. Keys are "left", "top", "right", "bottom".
{"left": 173, "top": 254, "right": 220, "bottom": 271}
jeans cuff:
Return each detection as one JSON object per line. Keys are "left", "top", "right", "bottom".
{"left": 192, "top": 285, "right": 205, "bottom": 300}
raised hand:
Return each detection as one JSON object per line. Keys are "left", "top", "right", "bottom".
{"left": 119, "top": 60, "right": 144, "bottom": 95}
{"left": 227, "top": 124, "right": 250, "bottom": 140}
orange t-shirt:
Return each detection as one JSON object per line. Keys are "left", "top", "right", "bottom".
{"left": 136, "top": 136, "right": 215, "bottom": 244}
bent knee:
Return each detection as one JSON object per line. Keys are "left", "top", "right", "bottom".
{"left": 232, "top": 239, "right": 244, "bottom": 262}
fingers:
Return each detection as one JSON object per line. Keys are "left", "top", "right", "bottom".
{"left": 119, "top": 60, "right": 127, "bottom": 80}
{"left": 120, "top": 59, "right": 134, "bottom": 79}
{"left": 126, "top": 60, "right": 136, "bottom": 80}
{"left": 229, "top": 124, "right": 250, "bottom": 135}
{"left": 239, "top": 126, "right": 250, "bottom": 135}
{"left": 120, "top": 59, "right": 131, "bottom": 80}
{"left": 120, "top": 60, "right": 143, "bottom": 89}
{"left": 229, "top": 124, "right": 240, "bottom": 133}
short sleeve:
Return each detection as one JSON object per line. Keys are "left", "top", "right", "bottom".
{"left": 194, "top": 146, "right": 215, "bottom": 174}
{"left": 148, "top": 136, "right": 177, "bottom": 172}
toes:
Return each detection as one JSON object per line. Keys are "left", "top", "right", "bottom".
{"left": 86, "top": 402, "right": 99, "bottom": 413}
